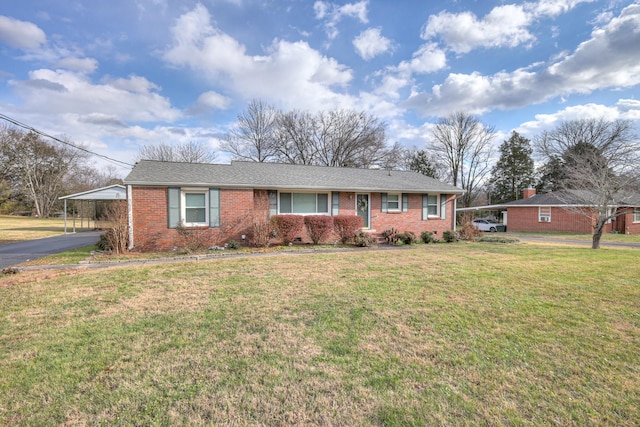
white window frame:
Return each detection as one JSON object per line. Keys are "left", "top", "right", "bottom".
{"left": 278, "top": 192, "right": 330, "bottom": 215}
{"left": 633, "top": 208, "right": 640, "bottom": 223}
{"left": 181, "top": 188, "right": 209, "bottom": 227}
{"left": 387, "top": 193, "right": 401, "bottom": 211}
{"left": 539, "top": 206, "right": 551, "bottom": 222}
{"left": 425, "top": 194, "right": 440, "bottom": 218}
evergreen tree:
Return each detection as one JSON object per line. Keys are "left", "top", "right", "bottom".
{"left": 408, "top": 150, "right": 438, "bottom": 178}
{"left": 489, "top": 131, "right": 535, "bottom": 203}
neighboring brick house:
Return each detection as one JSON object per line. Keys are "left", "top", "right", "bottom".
{"left": 461, "top": 188, "right": 640, "bottom": 235}
{"left": 123, "top": 160, "right": 465, "bottom": 251}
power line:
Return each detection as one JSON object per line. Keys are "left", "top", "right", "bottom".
{"left": 0, "top": 113, "right": 133, "bottom": 168}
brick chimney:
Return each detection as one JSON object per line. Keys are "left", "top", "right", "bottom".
{"left": 522, "top": 188, "right": 536, "bottom": 199}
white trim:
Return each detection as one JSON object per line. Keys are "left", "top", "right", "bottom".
{"left": 278, "top": 191, "right": 330, "bottom": 215}
{"left": 127, "top": 184, "right": 134, "bottom": 250}
{"left": 181, "top": 189, "right": 209, "bottom": 227}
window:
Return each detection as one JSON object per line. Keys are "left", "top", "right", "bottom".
{"left": 168, "top": 187, "right": 219, "bottom": 228}
{"left": 184, "top": 193, "right": 206, "bottom": 224}
{"left": 422, "top": 194, "right": 439, "bottom": 219}
{"left": 279, "top": 192, "right": 329, "bottom": 214}
{"left": 539, "top": 207, "right": 551, "bottom": 222}
{"left": 634, "top": 208, "right": 640, "bottom": 223}
{"left": 387, "top": 193, "right": 400, "bottom": 211}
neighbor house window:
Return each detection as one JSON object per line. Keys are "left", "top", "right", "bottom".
{"left": 634, "top": 208, "right": 640, "bottom": 223}
{"left": 279, "top": 192, "right": 329, "bottom": 214}
{"left": 539, "top": 207, "right": 551, "bottom": 222}
{"left": 422, "top": 194, "right": 439, "bottom": 219}
{"left": 387, "top": 193, "right": 400, "bottom": 211}
{"left": 168, "top": 187, "right": 220, "bottom": 228}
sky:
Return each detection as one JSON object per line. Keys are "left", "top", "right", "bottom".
{"left": 1, "top": 0, "right": 639, "bottom": 177}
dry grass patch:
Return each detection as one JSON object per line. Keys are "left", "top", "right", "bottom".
{"left": 0, "top": 243, "right": 638, "bottom": 426}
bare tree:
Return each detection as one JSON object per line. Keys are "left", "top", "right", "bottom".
{"left": 220, "top": 99, "right": 279, "bottom": 162}
{"left": 0, "top": 127, "right": 88, "bottom": 217}
{"left": 536, "top": 118, "right": 639, "bottom": 249}
{"left": 274, "top": 108, "right": 397, "bottom": 168}
{"left": 274, "top": 110, "right": 318, "bottom": 165}
{"left": 429, "top": 111, "right": 496, "bottom": 207}
{"left": 136, "top": 140, "right": 216, "bottom": 163}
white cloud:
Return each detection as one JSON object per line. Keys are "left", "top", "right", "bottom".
{"left": 314, "top": 0, "right": 368, "bottom": 40}
{"left": 10, "top": 69, "right": 180, "bottom": 123}
{"left": 0, "top": 15, "right": 46, "bottom": 50}
{"left": 187, "top": 90, "right": 231, "bottom": 115}
{"left": 162, "top": 4, "right": 356, "bottom": 112}
{"left": 518, "top": 100, "right": 640, "bottom": 136}
{"left": 422, "top": 4, "right": 535, "bottom": 53}
{"left": 353, "top": 28, "right": 392, "bottom": 60}
{"left": 54, "top": 57, "right": 98, "bottom": 73}
{"left": 406, "top": 2, "right": 640, "bottom": 117}
{"left": 421, "top": 0, "right": 596, "bottom": 54}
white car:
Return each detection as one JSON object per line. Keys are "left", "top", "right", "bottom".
{"left": 472, "top": 219, "right": 506, "bottom": 232}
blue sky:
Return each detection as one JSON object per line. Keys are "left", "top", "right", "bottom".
{"left": 1, "top": 0, "right": 639, "bottom": 176}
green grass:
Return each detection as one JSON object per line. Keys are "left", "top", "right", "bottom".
{"left": 1, "top": 243, "right": 638, "bottom": 425}
{"left": 0, "top": 215, "right": 98, "bottom": 244}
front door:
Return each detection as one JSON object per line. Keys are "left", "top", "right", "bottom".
{"left": 356, "top": 193, "right": 370, "bottom": 228}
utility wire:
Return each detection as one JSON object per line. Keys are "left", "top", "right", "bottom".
{"left": 0, "top": 112, "right": 134, "bottom": 168}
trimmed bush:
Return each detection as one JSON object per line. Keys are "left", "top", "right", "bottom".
{"left": 420, "top": 231, "right": 434, "bottom": 244}
{"left": 271, "top": 215, "right": 305, "bottom": 245}
{"left": 381, "top": 228, "right": 400, "bottom": 245}
{"left": 354, "top": 232, "right": 377, "bottom": 247}
{"left": 333, "top": 215, "right": 363, "bottom": 244}
{"left": 398, "top": 231, "right": 417, "bottom": 245}
{"left": 443, "top": 230, "right": 458, "bottom": 243}
{"left": 458, "top": 221, "right": 483, "bottom": 241}
{"left": 304, "top": 215, "right": 334, "bottom": 245}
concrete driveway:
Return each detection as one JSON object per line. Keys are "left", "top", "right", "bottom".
{"left": 0, "top": 231, "right": 102, "bottom": 269}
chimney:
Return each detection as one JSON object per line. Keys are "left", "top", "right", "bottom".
{"left": 522, "top": 188, "right": 536, "bottom": 199}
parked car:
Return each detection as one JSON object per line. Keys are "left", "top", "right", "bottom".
{"left": 472, "top": 219, "right": 506, "bottom": 232}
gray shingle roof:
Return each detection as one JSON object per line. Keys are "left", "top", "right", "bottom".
{"left": 503, "top": 190, "right": 640, "bottom": 207}
{"left": 123, "top": 160, "right": 464, "bottom": 194}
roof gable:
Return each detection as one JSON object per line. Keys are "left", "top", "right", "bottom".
{"left": 123, "top": 160, "right": 464, "bottom": 194}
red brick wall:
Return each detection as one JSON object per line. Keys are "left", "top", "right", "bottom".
{"left": 131, "top": 187, "right": 458, "bottom": 250}
{"left": 616, "top": 208, "right": 640, "bottom": 235}
{"left": 131, "top": 187, "right": 267, "bottom": 251}
{"left": 506, "top": 206, "right": 601, "bottom": 233}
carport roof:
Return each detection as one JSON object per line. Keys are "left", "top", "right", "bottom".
{"left": 59, "top": 184, "right": 126, "bottom": 201}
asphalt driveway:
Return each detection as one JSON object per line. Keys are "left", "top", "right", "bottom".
{"left": 0, "top": 231, "right": 102, "bottom": 269}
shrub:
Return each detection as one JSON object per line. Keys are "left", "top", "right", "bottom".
{"left": 249, "top": 218, "right": 272, "bottom": 248}
{"left": 458, "top": 221, "right": 484, "bottom": 241}
{"left": 354, "top": 232, "right": 377, "bottom": 247}
{"left": 100, "top": 200, "right": 128, "bottom": 254}
{"left": 176, "top": 222, "right": 211, "bottom": 252}
{"left": 271, "top": 215, "right": 304, "bottom": 245}
{"left": 381, "top": 228, "right": 400, "bottom": 245}
{"left": 227, "top": 240, "right": 241, "bottom": 250}
{"left": 398, "top": 231, "right": 417, "bottom": 245}
{"left": 304, "top": 215, "right": 334, "bottom": 245}
{"left": 443, "top": 230, "right": 458, "bottom": 243}
{"left": 420, "top": 231, "right": 435, "bottom": 244}
{"left": 333, "top": 215, "right": 363, "bottom": 244}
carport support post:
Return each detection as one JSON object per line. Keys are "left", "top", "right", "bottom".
{"left": 64, "top": 199, "right": 67, "bottom": 234}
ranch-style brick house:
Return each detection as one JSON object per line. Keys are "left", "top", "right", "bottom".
{"left": 463, "top": 188, "right": 640, "bottom": 235}
{"left": 123, "top": 160, "right": 465, "bottom": 251}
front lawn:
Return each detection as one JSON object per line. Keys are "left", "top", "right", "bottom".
{"left": 1, "top": 244, "right": 638, "bottom": 425}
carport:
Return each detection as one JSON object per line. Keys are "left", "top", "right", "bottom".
{"left": 59, "top": 184, "right": 126, "bottom": 233}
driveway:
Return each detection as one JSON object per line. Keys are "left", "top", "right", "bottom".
{"left": 0, "top": 231, "right": 102, "bottom": 269}
{"left": 509, "top": 233, "right": 640, "bottom": 249}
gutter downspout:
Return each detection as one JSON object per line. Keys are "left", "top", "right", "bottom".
{"left": 127, "top": 184, "right": 134, "bottom": 250}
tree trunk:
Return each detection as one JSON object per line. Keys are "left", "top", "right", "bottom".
{"left": 592, "top": 220, "right": 605, "bottom": 249}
